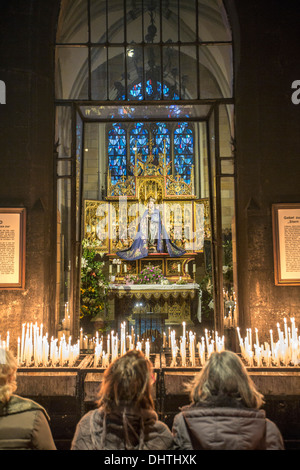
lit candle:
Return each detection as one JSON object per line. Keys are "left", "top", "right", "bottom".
{"left": 17, "top": 337, "right": 20, "bottom": 365}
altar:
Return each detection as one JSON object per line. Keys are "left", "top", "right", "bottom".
{"left": 82, "top": 141, "right": 211, "bottom": 330}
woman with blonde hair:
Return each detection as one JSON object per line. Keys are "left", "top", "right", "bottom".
{"left": 172, "top": 350, "right": 284, "bottom": 450}
{"left": 0, "top": 348, "right": 56, "bottom": 450}
{"left": 71, "top": 349, "right": 174, "bottom": 450}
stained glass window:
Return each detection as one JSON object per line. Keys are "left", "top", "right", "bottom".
{"left": 109, "top": 82, "right": 194, "bottom": 185}
{"left": 174, "top": 122, "right": 194, "bottom": 184}
{"left": 129, "top": 123, "right": 149, "bottom": 171}
{"left": 151, "top": 122, "right": 171, "bottom": 171}
{"left": 108, "top": 124, "right": 127, "bottom": 186}
{"left": 127, "top": 79, "right": 179, "bottom": 101}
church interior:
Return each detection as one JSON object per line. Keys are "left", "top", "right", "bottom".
{"left": 1, "top": 0, "right": 300, "bottom": 450}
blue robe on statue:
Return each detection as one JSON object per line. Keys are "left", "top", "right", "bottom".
{"left": 116, "top": 208, "right": 186, "bottom": 261}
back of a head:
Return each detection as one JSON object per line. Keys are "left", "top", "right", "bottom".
{"left": 0, "top": 348, "right": 18, "bottom": 405}
{"left": 97, "top": 349, "right": 154, "bottom": 412}
{"left": 189, "top": 350, "right": 264, "bottom": 409}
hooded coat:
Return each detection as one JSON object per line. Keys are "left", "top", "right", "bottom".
{"left": 172, "top": 396, "right": 284, "bottom": 450}
{"left": 0, "top": 394, "right": 56, "bottom": 450}
{"left": 71, "top": 406, "right": 174, "bottom": 450}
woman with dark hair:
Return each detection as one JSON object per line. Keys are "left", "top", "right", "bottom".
{"left": 71, "top": 349, "right": 174, "bottom": 450}
{"left": 172, "top": 350, "right": 284, "bottom": 450}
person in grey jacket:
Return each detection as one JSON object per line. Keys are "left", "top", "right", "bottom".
{"left": 71, "top": 349, "right": 174, "bottom": 450}
{"left": 0, "top": 348, "right": 56, "bottom": 450}
{"left": 172, "top": 350, "right": 284, "bottom": 450}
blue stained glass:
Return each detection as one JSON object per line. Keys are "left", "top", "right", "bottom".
{"left": 130, "top": 123, "right": 149, "bottom": 170}
{"left": 174, "top": 122, "right": 194, "bottom": 184}
{"left": 152, "top": 123, "right": 171, "bottom": 172}
{"left": 127, "top": 79, "right": 179, "bottom": 101}
{"left": 108, "top": 124, "right": 127, "bottom": 185}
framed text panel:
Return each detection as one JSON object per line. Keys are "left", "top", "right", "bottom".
{"left": 272, "top": 203, "right": 300, "bottom": 285}
{"left": 0, "top": 208, "right": 26, "bottom": 289}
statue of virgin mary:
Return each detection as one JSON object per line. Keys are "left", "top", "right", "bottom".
{"left": 116, "top": 197, "right": 186, "bottom": 261}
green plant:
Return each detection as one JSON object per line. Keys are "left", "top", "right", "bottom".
{"left": 80, "top": 239, "right": 109, "bottom": 321}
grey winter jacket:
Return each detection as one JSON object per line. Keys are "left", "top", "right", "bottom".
{"left": 71, "top": 406, "right": 174, "bottom": 450}
{"left": 0, "top": 394, "right": 56, "bottom": 450}
{"left": 172, "top": 397, "right": 285, "bottom": 450}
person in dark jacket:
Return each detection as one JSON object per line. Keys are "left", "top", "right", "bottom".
{"left": 172, "top": 350, "right": 284, "bottom": 450}
{"left": 0, "top": 348, "right": 56, "bottom": 450}
{"left": 71, "top": 349, "right": 174, "bottom": 450}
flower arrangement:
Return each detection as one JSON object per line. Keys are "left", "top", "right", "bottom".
{"left": 125, "top": 265, "right": 167, "bottom": 285}
{"left": 80, "top": 239, "right": 109, "bottom": 322}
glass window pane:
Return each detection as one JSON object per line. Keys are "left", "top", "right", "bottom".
{"left": 174, "top": 122, "right": 194, "bottom": 184}
{"left": 83, "top": 123, "right": 101, "bottom": 200}
{"left": 57, "top": 0, "right": 88, "bottom": 43}
{"left": 57, "top": 178, "right": 72, "bottom": 322}
{"left": 108, "top": 124, "right": 127, "bottom": 186}
{"left": 199, "top": 45, "right": 233, "bottom": 99}
{"left": 151, "top": 122, "right": 171, "bottom": 170}
{"left": 162, "top": 0, "right": 178, "bottom": 43}
{"left": 76, "top": 114, "right": 83, "bottom": 241}
{"left": 108, "top": 47, "right": 125, "bottom": 100}
{"left": 144, "top": 0, "right": 160, "bottom": 43}
{"left": 57, "top": 160, "right": 71, "bottom": 176}
{"left": 55, "top": 106, "right": 72, "bottom": 158}
{"left": 144, "top": 46, "right": 162, "bottom": 100}
{"left": 56, "top": 46, "right": 89, "bottom": 99}
{"left": 80, "top": 103, "right": 212, "bottom": 120}
{"left": 130, "top": 123, "right": 149, "bottom": 169}
{"left": 108, "top": 1, "right": 125, "bottom": 43}
{"left": 180, "top": 46, "right": 198, "bottom": 100}
{"left": 91, "top": 47, "right": 108, "bottom": 100}
{"left": 127, "top": 1, "right": 143, "bottom": 43}
{"left": 180, "top": 0, "right": 197, "bottom": 42}
{"left": 127, "top": 46, "right": 144, "bottom": 100}
{"left": 90, "top": 0, "right": 107, "bottom": 43}
{"left": 219, "top": 104, "right": 234, "bottom": 156}
{"left": 198, "top": 0, "right": 232, "bottom": 42}
{"left": 162, "top": 45, "right": 180, "bottom": 100}
{"left": 221, "top": 159, "right": 234, "bottom": 175}
{"left": 221, "top": 176, "right": 236, "bottom": 326}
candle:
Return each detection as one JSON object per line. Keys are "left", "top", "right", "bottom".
{"left": 145, "top": 339, "right": 150, "bottom": 359}
{"left": 193, "top": 263, "right": 196, "bottom": 273}
{"left": 124, "top": 264, "right": 127, "bottom": 273}
{"left": 185, "top": 264, "right": 188, "bottom": 274}
{"left": 178, "top": 263, "right": 181, "bottom": 273}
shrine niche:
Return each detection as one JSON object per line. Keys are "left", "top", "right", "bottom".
{"left": 84, "top": 145, "right": 210, "bottom": 259}
{"left": 83, "top": 142, "right": 211, "bottom": 329}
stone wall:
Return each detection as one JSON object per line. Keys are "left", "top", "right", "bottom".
{"left": 0, "top": 1, "right": 60, "bottom": 347}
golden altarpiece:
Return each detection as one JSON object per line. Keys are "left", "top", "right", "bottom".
{"left": 83, "top": 145, "right": 210, "bottom": 342}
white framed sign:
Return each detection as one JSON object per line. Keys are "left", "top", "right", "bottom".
{"left": 272, "top": 203, "right": 300, "bottom": 286}
{"left": 0, "top": 208, "right": 26, "bottom": 289}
